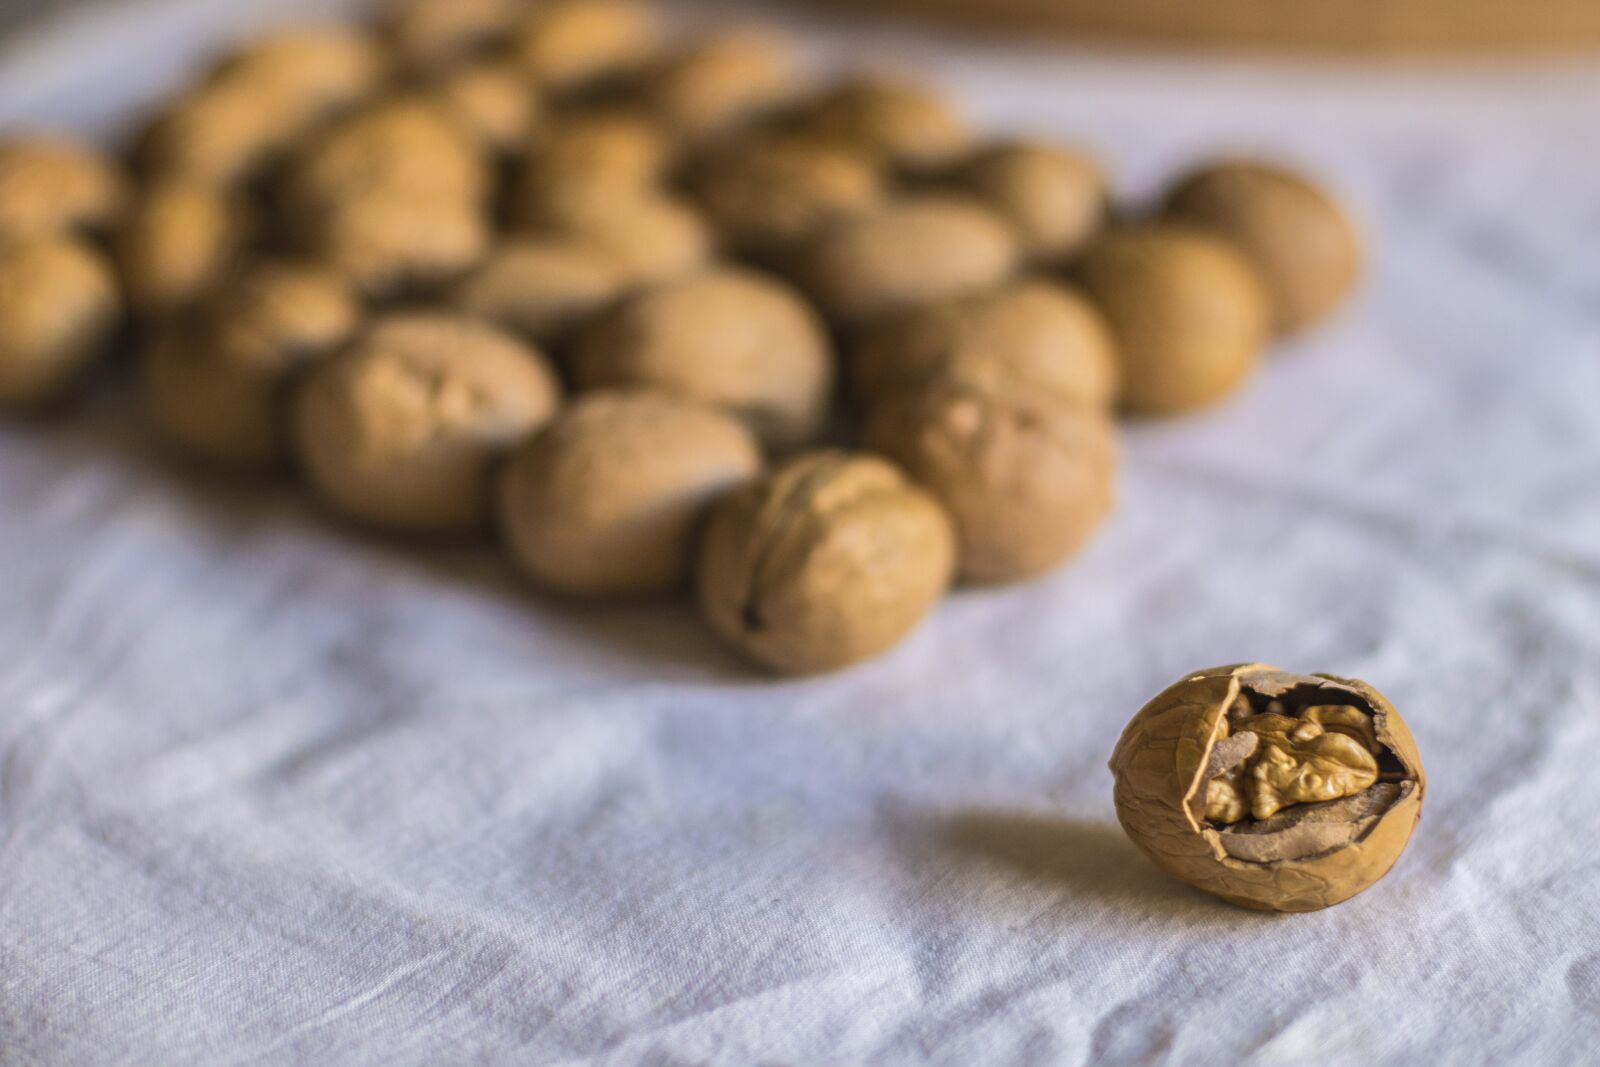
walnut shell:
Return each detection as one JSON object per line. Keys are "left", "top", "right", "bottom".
{"left": 1109, "top": 663, "right": 1426, "bottom": 912}
{"left": 849, "top": 279, "right": 1117, "bottom": 410}
{"left": 513, "top": 0, "right": 662, "bottom": 94}
{"left": 450, "top": 237, "right": 629, "bottom": 347}
{"left": 1162, "top": 159, "right": 1361, "bottom": 336}
{"left": 144, "top": 259, "right": 362, "bottom": 470}
{"left": 383, "top": 0, "right": 524, "bottom": 72}
{"left": 208, "top": 26, "right": 386, "bottom": 122}
{"left": 637, "top": 32, "right": 800, "bottom": 144}
{"left": 790, "top": 78, "right": 972, "bottom": 173}
{"left": 948, "top": 140, "right": 1107, "bottom": 263}
{"left": 697, "top": 450, "right": 955, "bottom": 675}
{"left": 500, "top": 390, "right": 762, "bottom": 598}
{"left": 687, "top": 132, "right": 885, "bottom": 260}
{"left": 115, "top": 180, "right": 253, "bottom": 318}
{"left": 0, "top": 136, "right": 127, "bottom": 242}
{"left": 294, "top": 312, "right": 560, "bottom": 535}
{"left": 510, "top": 109, "right": 672, "bottom": 229}
{"left": 571, "top": 266, "right": 834, "bottom": 451}
{"left": 0, "top": 237, "right": 120, "bottom": 411}
{"left": 135, "top": 81, "right": 307, "bottom": 186}
{"left": 1075, "top": 225, "right": 1268, "bottom": 416}
{"left": 866, "top": 382, "right": 1115, "bottom": 583}
{"left": 426, "top": 58, "right": 544, "bottom": 156}
{"left": 530, "top": 191, "right": 711, "bottom": 288}
{"left": 794, "top": 195, "right": 1019, "bottom": 326}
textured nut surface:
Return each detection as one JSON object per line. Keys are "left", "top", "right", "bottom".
{"left": 511, "top": 109, "right": 671, "bottom": 228}
{"left": 210, "top": 26, "right": 386, "bottom": 121}
{"left": 532, "top": 191, "right": 711, "bottom": 287}
{"left": 0, "top": 237, "right": 120, "bottom": 410}
{"left": 0, "top": 136, "right": 127, "bottom": 242}
{"left": 513, "top": 0, "right": 661, "bottom": 93}
{"left": 866, "top": 382, "right": 1115, "bottom": 583}
{"left": 792, "top": 78, "right": 971, "bottom": 172}
{"left": 384, "top": 0, "right": 523, "bottom": 71}
{"left": 795, "top": 195, "right": 1019, "bottom": 325}
{"left": 294, "top": 312, "right": 560, "bottom": 535}
{"left": 639, "top": 32, "right": 799, "bottom": 143}
{"left": 697, "top": 450, "right": 955, "bottom": 674}
{"left": 306, "top": 192, "right": 489, "bottom": 299}
{"left": 500, "top": 391, "right": 761, "bottom": 598}
{"left": 115, "top": 180, "right": 252, "bottom": 317}
{"left": 1163, "top": 159, "right": 1361, "bottom": 336}
{"left": 451, "top": 237, "right": 628, "bottom": 346}
{"left": 1109, "top": 663, "right": 1426, "bottom": 912}
{"left": 571, "top": 266, "right": 833, "bottom": 450}
{"left": 849, "top": 279, "right": 1117, "bottom": 409}
{"left": 145, "top": 260, "right": 362, "bottom": 469}
{"left": 688, "top": 132, "right": 885, "bottom": 258}
{"left": 950, "top": 141, "right": 1106, "bottom": 262}
{"left": 284, "top": 98, "right": 488, "bottom": 213}
{"left": 427, "top": 58, "right": 544, "bottom": 155}
{"left": 136, "top": 82, "right": 306, "bottom": 185}
{"left": 1076, "top": 226, "right": 1268, "bottom": 416}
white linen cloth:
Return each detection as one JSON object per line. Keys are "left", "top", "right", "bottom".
{"left": 2, "top": 2, "right": 1599, "bottom": 1064}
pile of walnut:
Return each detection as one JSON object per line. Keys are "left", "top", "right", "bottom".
{"left": 0, "top": 0, "right": 1361, "bottom": 675}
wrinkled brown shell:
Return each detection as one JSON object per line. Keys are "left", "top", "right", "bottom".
{"left": 383, "top": 0, "right": 523, "bottom": 72}
{"left": 531, "top": 191, "right": 711, "bottom": 288}
{"left": 866, "top": 382, "right": 1115, "bottom": 583}
{"left": 0, "top": 136, "right": 127, "bottom": 242}
{"left": 849, "top": 279, "right": 1117, "bottom": 410}
{"left": 697, "top": 450, "right": 955, "bottom": 675}
{"left": 1163, "top": 159, "right": 1362, "bottom": 336}
{"left": 500, "top": 391, "right": 761, "bottom": 598}
{"left": 450, "top": 237, "right": 629, "bottom": 347}
{"left": 687, "top": 132, "right": 885, "bottom": 259}
{"left": 305, "top": 193, "right": 490, "bottom": 300}
{"left": 949, "top": 140, "right": 1107, "bottom": 263}
{"left": 294, "top": 312, "right": 561, "bottom": 535}
{"left": 208, "top": 26, "right": 387, "bottom": 122}
{"left": 638, "top": 32, "right": 800, "bottom": 143}
{"left": 0, "top": 237, "right": 120, "bottom": 411}
{"left": 513, "top": 0, "right": 662, "bottom": 93}
{"left": 795, "top": 195, "right": 1019, "bottom": 325}
{"left": 790, "top": 78, "right": 972, "bottom": 173}
{"left": 571, "top": 266, "right": 834, "bottom": 450}
{"left": 145, "top": 260, "right": 362, "bottom": 470}
{"left": 426, "top": 59, "right": 544, "bottom": 155}
{"left": 116, "top": 180, "right": 253, "bottom": 318}
{"left": 1076, "top": 225, "right": 1268, "bottom": 416}
{"left": 511, "top": 109, "right": 672, "bottom": 229}
{"left": 1109, "top": 663, "right": 1426, "bottom": 912}
{"left": 135, "top": 82, "right": 307, "bottom": 186}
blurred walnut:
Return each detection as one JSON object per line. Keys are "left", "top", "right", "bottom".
{"left": 849, "top": 279, "right": 1116, "bottom": 410}
{"left": 697, "top": 450, "right": 956, "bottom": 675}
{"left": 451, "top": 237, "right": 628, "bottom": 347}
{"left": 636, "top": 32, "right": 800, "bottom": 144}
{"left": 425, "top": 57, "right": 544, "bottom": 155}
{"left": 948, "top": 141, "right": 1107, "bottom": 263}
{"left": 866, "top": 381, "right": 1116, "bottom": 583}
{"left": 0, "top": 136, "right": 127, "bottom": 242}
{"left": 529, "top": 191, "right": 711, "bottom": 288}
{"left": 115, "top": 180, "right": 254, "bottom": 318}
{"left": 509, "top": 109, "right": 671, "bottom": 229}
{"left": 0, "top": 237, "right": 120, "bottom": 411}
{"left": 208, "top": 26, "right": 387, "bottom": 122}
{"left": 294, "top": 312, "right": 561, "bottom": 535}
{"left": 500, "top": 390, "right": 762, "bottom": 598}
{"left": 135, "top": 81, "right": 306, "bottom": 186}
{"left": 1075, "top": 225, "right": 1268, "bottom": 416}
{"left": 144, "top": 259, "right": 362, "bottom": 470}
{"left": 687, "top": 132, "right": 885, "bottom": 260}
{"left": 512, "top": 0, "right": 662, "bottom": 94}
{"left": 1163, "top": 159, "right": 1361, "bottom": 336}
{"left": 789, "top": 78, "right": 971, "bottom": 173}
{"left": 572, "top": 266, "right": 833, "bottom": 450}
{"left": 383, "top": 0, "right": 525, "bottom": 72}
{"left": 305, "top": 191, "right": 490, "bottom": 300}
{"left": 794, "top": 195, "right": 1019, "bottom": 325}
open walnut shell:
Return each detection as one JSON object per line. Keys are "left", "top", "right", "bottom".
{"left": 1109, "top": 663, "right": 1425, "bottom": 912}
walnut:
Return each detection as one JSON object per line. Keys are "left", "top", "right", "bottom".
{"left": 947, "top": 140, "right": 1107, "bottom": 264}
{"left": 1162, "top": 159, "right": 1362, "bottom": 336}
{"left": 788, "top": 78, "right": 972, "bottom": 173}
{"left": 134, "top": 81, "right": 307, "bottom": 186}
{"left": 686, "top": 132, "right": 885, "bottom": 260}
{"left": 697, "top": 450, "right": 956, "bottom": 675}
{"left": 293, "top": 312, "right": 561, "bottom": 535}
{"left": 570, "top": 266, "right": 834, "bottom": 450}
{"left": 115, "top": 180, "right": 254, "bottom": 318}
{"left": 144, "top": 259, "right": 362, "bottom": 470}
{"left": 0, "top": 136, "right": 127, "bottom": 242}
{"left": 450, "top": 237, "right": 629, "bottom": 347}
{"left": 509, "top": 109, "right": 672, "bottom": 230}
{"left": 500, "top": 390, "right": 762, "bottom": 598}
{"left": 528, "top": 191, "right": 711, "bottom": 288}
{"left": 793, "top": 195, "right": 1020, "bottom": 325}
{"left": 1074, "top": 225, "right": 1268, "bottom": 416}
{"left": 424, "top": 57, "right": 545, "bottom": 156}
{"left": 0, "top": 237, "right": 120, "bottom": 411}
{"left": 207, "top": 26, "right": 386, "bottom": 122}
{"left": 512, "top": 0, "right": 662, "bottom": 94}
{"left": 382, "top": 0, "right": 524, "bottom": 72}
{"left": 303, "top": 192, "right": 490, "bottom": 300}
{"left": 1109, "top": 664, "right": 1426, "bottom": 912}
{"left": 865, "top": 381, "right": 1115, "bottom": 583}
{"left": 636, "top": 32, "right": 800, "bottom": 144}
{"left": 848, "top": 279, "right": 1117, "bottom": 410}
